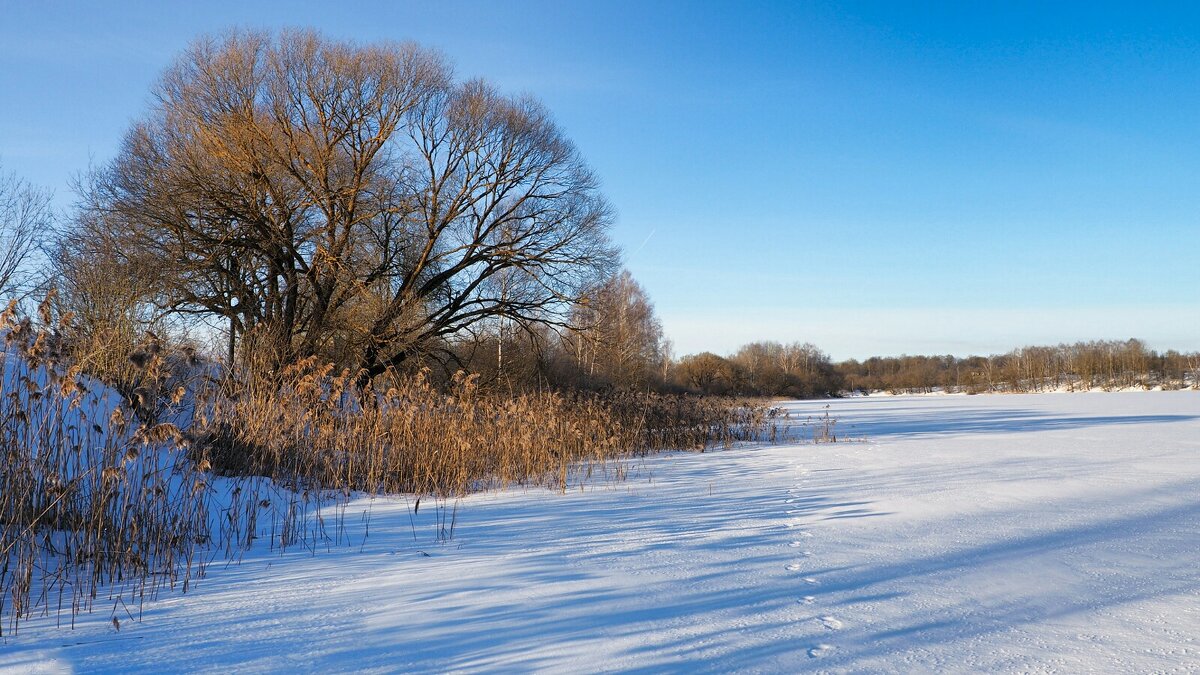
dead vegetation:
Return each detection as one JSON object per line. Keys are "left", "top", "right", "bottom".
{"left": 0, "top": 307, "right": 783, "bottom": 636}
{"left": 0, "top": 304, "right": 210, "bottom": 637}
{"left": 196, "top": 359, "right": 782, "bottom": 497}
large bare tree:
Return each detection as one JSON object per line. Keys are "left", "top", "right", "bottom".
{"left": 75, "top": 29, "right": 616, "bottom": 379}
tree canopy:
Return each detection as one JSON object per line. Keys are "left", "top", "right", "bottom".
{"left": 73, "top": 29, "right": 617, "bottom": 380}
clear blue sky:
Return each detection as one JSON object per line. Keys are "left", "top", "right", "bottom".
{"left": 2, "top": 1, "right": 1197, "bottom": 359}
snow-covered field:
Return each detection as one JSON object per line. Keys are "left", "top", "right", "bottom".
{"left": 3, "top": 391, "right": 1198, "bottom": 673}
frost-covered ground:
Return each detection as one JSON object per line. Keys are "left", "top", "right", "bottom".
{"left": 3, "top": 391, "right": 1199, "bottom": 673}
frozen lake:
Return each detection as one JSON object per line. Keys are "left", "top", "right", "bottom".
{"left": 4, "top": 391, "right": 1199, "bottom": 673}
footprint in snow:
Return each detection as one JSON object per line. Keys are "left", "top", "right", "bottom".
{"left": 799, "top": 595, "right": 816, "bottom": 605}
{"left": 819, "top": 616, "right": 843, "bottom": 630}
{"left": 808, "top": 644, "right": 835, "bottom": 658}
{"left": 785, "top": 563, "right": 804, "bottom": 571}
{"left": 802, "top": 577, "right": 819, "bottom": 585}
{"left": 786, "top": 543, "right": 814, "bottom": 555}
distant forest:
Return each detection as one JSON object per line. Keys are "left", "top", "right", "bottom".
{"left": 463, "top": 314, "right": 1200, "bottom": 398}
{"left": 665, "top": 338, "right": 1200, "bottom": 398}
{"left": 834, "top": 339, "right": 1199, "bottom": 395}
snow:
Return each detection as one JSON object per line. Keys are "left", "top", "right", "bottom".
{"left": 3, "top": 391, "right": 1199, "bottom": 673}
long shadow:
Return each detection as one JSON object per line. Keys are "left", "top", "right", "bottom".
{"left": 805, "top": 409, "right": 1198, "bottom": 439}
{"left": 1, "top": 445, "right": 887, "bottom": 672}
{"left": 11, "top": 403, "right": 1199, "bottom": 672}
{"left": 353, "top": 483, "right": 1200, "bottom": 671}
{"left": 811, "top": 493, "right": 1200, "bottom": 597}
{"left": 719, "top": 481, "right": 1200, "bottom": 669}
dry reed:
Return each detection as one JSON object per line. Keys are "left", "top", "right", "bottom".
{"left": 2, "top": 309, "right": 782, "bottom": 636}
{"left": 0, "top": 303, "right": 210, "bottom": 637}
{"left": 196, "top": 360, "right": 783, "bottom": 497}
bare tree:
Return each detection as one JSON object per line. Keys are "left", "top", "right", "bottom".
{"left": 725, "top": 341, "right": 840, "bottom": 397}
{"left": 674, "top": 352, "right": 739, "bottom": 395}
{"left": 0, "top": 164, "right": 50, "bottom": 300}
{"left": 74, "top": 30, "right": 616, "bottom": 380}
{"left": 569, "top": 269, "right": 665, "bottom": 389}
{"left": 50, "top": 204, "right": 165, "bottom": 383}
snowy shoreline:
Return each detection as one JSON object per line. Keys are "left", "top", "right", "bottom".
{"left": 3, "top": 391, "right": 1199, "bottom": 672}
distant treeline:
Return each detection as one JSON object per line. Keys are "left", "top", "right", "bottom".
{"left": 836, "top": 339, "right": 1200, "bottom": 395}
{"left": 460, "top": 325, "right": 1199, "bottom": 398}
{"left": 658, "top": 338, "right": 1198, "bottom": 397}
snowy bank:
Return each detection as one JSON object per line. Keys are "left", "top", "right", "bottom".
{"left": 3, "top": 391, "right": 1198, "bottom": 672}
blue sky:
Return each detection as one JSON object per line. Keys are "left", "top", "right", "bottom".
{"left": 2, "top": 1, "right": 1197, "bottom": 359}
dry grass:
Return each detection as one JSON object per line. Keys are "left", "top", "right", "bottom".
{"left": 1, "top": 310, "right": 782, "bottom": 636}
{"left": 196, "top": 359, "right": 784, "bottom": 497}
{"left": 0, "top": 307, "right": 209, "bottom": 637}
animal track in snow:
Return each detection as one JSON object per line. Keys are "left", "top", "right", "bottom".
{"left": 818, "top": 616, "right": 843, "bottom": 630}
{"left": 808, "top": 644, "right": 835, "bottom": 658}
{"left": 785, "top": 544, "right": 814, "bottom": 556}
{"left": 785, "top": 563, "right": 804, "bottom": 571}
{"left": 801, "top": 577, "right": 819, "bottom": 585}
{"left": 799, "top": 595, "right": 816, "bottom": 605}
